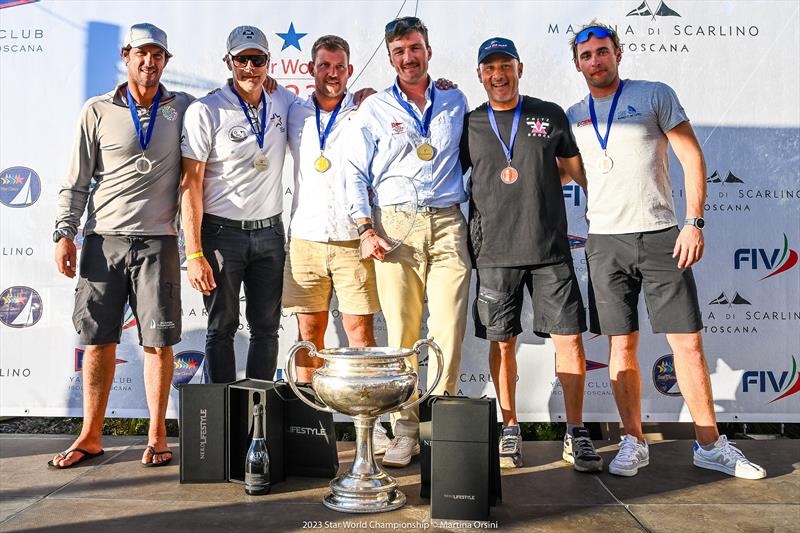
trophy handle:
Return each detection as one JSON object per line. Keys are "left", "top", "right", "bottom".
{"left": 396, "top": 338, "right": 444, "bottom": 412}
{"left": 285, "top": 340, "right": 336, "bottom": 413}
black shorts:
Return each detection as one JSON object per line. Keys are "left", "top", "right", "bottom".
{"left": 585, "top": 226, "right": 703, "bottom": 335}
{"left": 473, "top": 261, "right": 587, "bottom": 341}
{"left": 72, "top": 234, "right": 182, "bottom": 347}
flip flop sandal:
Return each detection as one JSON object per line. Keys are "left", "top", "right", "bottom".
{"left": 142, "top": 445, "right": 173, "bottom": 467}
{"left": 47, "top": 448, "right": 104, "bottom": 469}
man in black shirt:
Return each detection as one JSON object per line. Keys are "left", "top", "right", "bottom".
{"left": 461, "top": 38, "right": 601, "bottom": 472}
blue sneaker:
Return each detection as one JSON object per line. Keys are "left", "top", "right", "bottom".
{"left": 499, "top": 425, "right": 522, "bottom": 468}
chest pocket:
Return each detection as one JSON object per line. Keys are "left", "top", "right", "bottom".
{"left": 430, "top": 112, "right": 456, "bottom": 148}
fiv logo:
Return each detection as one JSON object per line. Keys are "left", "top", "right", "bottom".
{"left": 563, "top": 184, "right": 582, "bottom": 206}
{"left": 734, "top": 234, "right": 798, "bottom": 280}
{"left": 742, "top": 356, "right": 800, "bottom": 403}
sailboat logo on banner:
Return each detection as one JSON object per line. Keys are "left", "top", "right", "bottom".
{"left": 627, "top": 0, "right": 681, "bottom": 20}
{"left": 0, "top": 286, "right": 43, "bottom": 328}
{"left": 0, "top": 167, "right": 41, "bottom": 208}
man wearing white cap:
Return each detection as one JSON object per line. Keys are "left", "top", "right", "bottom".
{"left": 181, "top": 26, "right": 299, "bottom": 383}
{"left": 52, "top": 23, "right": 193, "bottom": 468}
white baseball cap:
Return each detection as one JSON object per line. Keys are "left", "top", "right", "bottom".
{"left": 124, "top": 23, "right": 172, "bottom": 57}
{"left": 226, "top": 25, "right": 269, "bottom": 56}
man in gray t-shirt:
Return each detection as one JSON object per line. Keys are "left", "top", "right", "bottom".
{"left": 565, "top": 22, "right": 765, "bottom": 480}
{"left": 51, "top": 24, "right": 192, "bottom": 469}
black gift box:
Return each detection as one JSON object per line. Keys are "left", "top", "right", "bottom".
{"left": 179, "top": 383, "right": 227, "bottom": 483}
{"left": 429, "top": 396, "right": 502, "bottom": 521}
{"left": 226, "top": 379, "right": 286, "bottom": 484}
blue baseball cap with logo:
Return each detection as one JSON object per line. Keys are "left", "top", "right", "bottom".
{"left": 478, "top": 37, "right": 520, "bottom": 64}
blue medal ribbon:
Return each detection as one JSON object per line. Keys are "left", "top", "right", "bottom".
{"left": 589, "top": 80, "right": 625, "bottom": 153}
{"left": 232, "top": 86, "right": 268, "bottom": 149}
{"left": 126, "top": 85, "right": 162, "bottom": 153}
{"left": 313, "top": 94, "right": 343, "bottom": 152}
{"left": 487, "top": 97, "right": 523, "bottom": 165}
{"left": 391, "top": 81, "right": 436, "bottom": 140}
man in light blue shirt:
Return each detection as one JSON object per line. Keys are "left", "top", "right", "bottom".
{"left": 345, "top": 16, "right": 470, "bottom": 468}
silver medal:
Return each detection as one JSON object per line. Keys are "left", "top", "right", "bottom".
{"left": 597, "top": 153, "right": 614, "bottom": 174}
{"left": 135, "top": 155, "right": 153, "bottom": 175}
{"left": 254, "top": 155, "right": 269, "bottom": 172}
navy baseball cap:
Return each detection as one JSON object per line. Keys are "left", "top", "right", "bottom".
{"left": 478, "top": 37, "right": 520, "bottom": 64}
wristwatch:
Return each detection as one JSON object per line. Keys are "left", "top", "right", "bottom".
{"left": 52, "top": 228, "right": 75, "bottom": 243}
{"left": 684, "top": 217, "right": 705, "bottom": 229}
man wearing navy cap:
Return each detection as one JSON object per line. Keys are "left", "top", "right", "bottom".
{"left": 460, "top": 37, "right": 602, "bottom": 471}
{"left": 53, "top": 23, "right": 193, "bottom": 468}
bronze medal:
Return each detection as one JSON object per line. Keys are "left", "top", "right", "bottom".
{"left": 254, "top": 155, "right": 269, "bottom": 172}
{"left": 500, "top": 165, "right": 518, "bottom": 184}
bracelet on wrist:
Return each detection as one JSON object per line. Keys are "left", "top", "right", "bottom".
{"left": 186, "top": 251, "right": 204, "bottom": 260}
{"left": 357, "top": 222, "right": 374, "bottom": 236}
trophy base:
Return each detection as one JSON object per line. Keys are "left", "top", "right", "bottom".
{"left": 322, "top": 488, "right": 406, "bottom": 513}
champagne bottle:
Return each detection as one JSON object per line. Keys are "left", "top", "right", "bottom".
{"left": 244, "top": 404, "right": 270, "bottom": 495}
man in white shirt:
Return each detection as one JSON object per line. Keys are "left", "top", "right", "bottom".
{"left": 345, "top": 17, "right": 471, "bottom": 467}
{"left": 181, "top": 26, "right": 299, "bottom": 383}
{"left": 285, "top": 35, "right": 392, "bottom": 453}
{"left": 566, "top": 22, "right": 765, "bottom": 480}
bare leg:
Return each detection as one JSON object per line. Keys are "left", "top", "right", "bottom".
{"left": 295, "top": 312, "right": 327, "bottom": 383}
{"left": 552, "top": 333, "right": 586, "bottom": 426}
{"left": 52, "top": 344, "right": 115, "bottom": 467}
{"left": 142, "top": 346, "right": 174, "bottom": 464}
{"left": 608, "top": 333, "right": 645, "bottom": 441}
{"left": 342, "top": 314, "right": 376, "bottom": 347}
{"left": 489, "top": 337, "right": 518, "bottom": 426}
{"left": 667, "top": 332, "right": 719, "bottom": 445}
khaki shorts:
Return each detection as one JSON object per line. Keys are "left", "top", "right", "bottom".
{"left": 282, "top": 238, "right": 380, "bottom": 315}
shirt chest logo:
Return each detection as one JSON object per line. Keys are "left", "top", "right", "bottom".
{"left": 161, "top": 105, "right": 178, "bottom": 121}
{"left": 228, "top": 125, "right": 249, "bottom": 142}
{"left": 391, "top": 121, "right": 406, "bottom": 135}
{"left": 526, "top": 117, "right": 551, "bottom": 138}
{"left": 616, "top": 105, "right": 642, "bottom": 120}
{"left": 270, "top": 113, "right": 286, "bottom": 133}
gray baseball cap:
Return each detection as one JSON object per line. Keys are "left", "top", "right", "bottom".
{"left": 227, "top": 25, "right": 269, "bottom": 56}
{"left": 124, "top": 23, "right": 172, "bottom": 57}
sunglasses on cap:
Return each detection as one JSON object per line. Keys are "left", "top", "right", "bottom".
{"left": 230, "top": 54, "right": 268, "bottom": 68}
{"left": 385, "top": 16, "right": 425, "bottom": 34}
{"left": 574, "top": 26, "right": 615, "bottom": 45}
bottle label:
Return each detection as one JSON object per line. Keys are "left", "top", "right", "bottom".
{"left": 245, "top": 473, "right": 268, "bottom": 486}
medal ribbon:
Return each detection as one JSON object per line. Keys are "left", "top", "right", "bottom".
{"left": 126, "top": 85, "right": 162, "bottom": 153}
{"left": 313, "top": 94, "right": 343, "bottom": 152}
{"left": 589, "top": 79, "right": 625, "bottom": 152}
{"left": 392, "top": 81, "right": 436, "bottom": 139}
{"left": 487, "top": 97, "right": 523, "bottom": 164}
{"left": 233, "top": 87, "right": 269, "bottom": 149}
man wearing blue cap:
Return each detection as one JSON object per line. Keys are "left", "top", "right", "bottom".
{"left": 52, "top": 23, "right": 193, "bottom": 468}
{"left": 461, "top": 37, "right": 602, "bottom": 471}
{"left": 566, "top": 22, "right": 766, "bottom": 479}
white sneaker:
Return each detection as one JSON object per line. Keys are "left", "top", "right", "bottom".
{"left": 609, "top": 435, "right": 649, "bottom": 477}
{"left": 693, "top": 435, "right": 767, "bottom": 480}
{"left": 381, "top": 436, "right": 420, "bottom": 468}
{"left": 373, "top": 419, "right": 392, "bottom": 456}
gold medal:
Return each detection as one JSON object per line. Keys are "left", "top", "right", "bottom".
{"left": 254, "top": 155, "right": 269, "bottom": 172}
{"left": 416, "top": 143, "right": 435, "bottom": 161}
{"left": 314, "top": 154, "right": 331, "bottom": 173}
{"left": 500, "top": 165, "right": 518, "bottom": 184}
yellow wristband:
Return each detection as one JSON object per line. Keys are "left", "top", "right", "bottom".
{"left": 186, "top": 251, "right": 204, "bottom": 260}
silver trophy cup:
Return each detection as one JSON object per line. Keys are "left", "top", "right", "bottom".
{"left": 285, "top": 339, "right": 443, "bottom": 513}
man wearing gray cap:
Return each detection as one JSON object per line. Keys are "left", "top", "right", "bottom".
{"left": 461, "top": 37, "right": 601, "bottom": 471}
{"left": 52, "top": 23, "right": 193, "bottom": 468}
{"left": 181, "top": 26, "right": 300, "bottom": 383}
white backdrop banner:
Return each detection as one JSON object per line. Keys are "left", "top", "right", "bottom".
{"left": 1, "top": 0, "right": 798, "bottom": 422}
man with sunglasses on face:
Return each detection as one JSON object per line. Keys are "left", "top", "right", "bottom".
{"left": 52, "top": 24, "right": 193, "bottom": 468}
{"left": 461, "top": 38, "right": 602, "bottom": 472}
{"left": 565, "top": 22, "right": 766, "bottom": 479}
{"left": 345, "top": 16, "right": 471, "bottom": 467}
{"left": 181, "top": 26, "right": 300, "bottom": 383}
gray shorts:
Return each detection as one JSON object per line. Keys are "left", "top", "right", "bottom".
{"left": 473, "top": 262, "right": 587, "bottom": 341}
{"left": 72, "top": 234, "right": 181, "bottom": 347}
{"left": 586, "top": 226, "right": 703, "bottom": 335}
